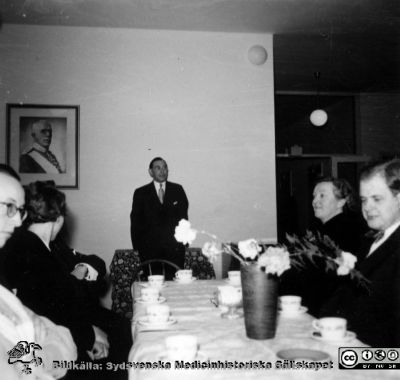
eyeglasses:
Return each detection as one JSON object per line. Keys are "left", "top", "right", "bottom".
{"left": 0, "top": 202, "right": 26, "bottom": 219}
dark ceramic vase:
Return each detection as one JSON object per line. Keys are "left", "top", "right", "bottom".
{"left": 240, "top": 262, "right": 279, "bottom": 339}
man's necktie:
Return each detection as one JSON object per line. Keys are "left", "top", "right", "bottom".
{"left": 158, "top": 184, "right": 164, "bottom": 204}
{"left": 365, "top": 229, "right": 384, "bottom": 242}
{"left": 373, "top": 230, "right": 384, "bottom": 243}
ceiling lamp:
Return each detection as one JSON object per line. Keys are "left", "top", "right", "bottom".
{"left": 310, "top": 72, "right": 328, "bottom": 127}
{"left": 310, "top": 109, "right": 328, "bottom": 127}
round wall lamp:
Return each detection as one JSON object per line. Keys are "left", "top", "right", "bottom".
{"left": 248, "top": 45, "right": 268, "bottom": 65}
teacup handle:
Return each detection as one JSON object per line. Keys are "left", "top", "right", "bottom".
{"left": 312, "top": 320, "right": 320, "bottom": 331}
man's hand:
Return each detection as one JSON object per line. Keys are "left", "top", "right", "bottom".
{"left": 87, "top": 341, "right": 109, "bottom": 360}
{"left": 87, "top": 326, "right": 109, "bottom": 360}
{"left": 71, "top": 264, "right": 88, "bottom": 280}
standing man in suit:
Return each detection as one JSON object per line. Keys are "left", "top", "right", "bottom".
{"left": 130, "top": 157, "right": 189, "bottom": 278}
{"left": 320, "top": 158, "right": 400, "bottom": 346}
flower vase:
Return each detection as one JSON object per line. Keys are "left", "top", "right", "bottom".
{"left": 240, "top": 262, "right": 279, "bottom": 339}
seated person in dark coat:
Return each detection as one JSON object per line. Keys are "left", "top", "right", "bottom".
{"left": 320, "top": 159, "right": 400, "bottom": 346}
{"left": 3, "top": 181, "right": 132, "bottom": 380}
{"left": 280, "top": 177, "right": 367, "bottom": 316}
{"left": 311, "top": 177, "right": 367, "bottom": 253}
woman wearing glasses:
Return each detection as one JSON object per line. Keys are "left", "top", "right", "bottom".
{"left": 3, "top": 180, "right": 131, "bottom": 380}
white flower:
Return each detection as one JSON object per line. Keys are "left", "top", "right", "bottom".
{"left": 257, "top": 247, "right": 291, "bottom": 276}
{"left": 238, "top": 239, "right": 262, "bottom": 260}
{"left": 174, "top": 219, "right": 197, "bottom": 245}
{"left": 202, "top": 241, "right": 223, "bottom": 262}
{"left": 335, "top": 251, "right": 357, "bottom": 276}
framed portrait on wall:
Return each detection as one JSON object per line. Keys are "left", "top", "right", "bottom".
{"left": 6, "top": 104, "right": 79, "bottom": 188}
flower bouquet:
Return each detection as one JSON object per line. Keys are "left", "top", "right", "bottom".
{"left": 174, "top": 219, "right": 368, "bottom": 340}
{"left": 174, "top": 219, "right": 365, "bottom": 281}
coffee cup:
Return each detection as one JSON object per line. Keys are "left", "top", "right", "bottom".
{"left": 146, "top": 304, "right": 170, "bottom": 324}
{"left": 312, "top": 317, "right": 347, "bottom": 340}
{"left": 279, "top": 295, "right": 302, "bottom": 314}
{"left": 175, "top": 269, "right": 193, "bottom": 283}
{"left": 165, "top": 334, "right": 198, "bottom": 361}
{"left": 140, "top": 287, "right": 159, "bottom": 302}
{"left": 227, "top": 271, "right": 241, "bottom": 286}
{"left": 148, "top": 274, "right": 165, "bottom": 289}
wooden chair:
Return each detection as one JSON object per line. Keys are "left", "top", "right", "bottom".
{"left": 134, "top": 259, "right": 181, "bottom": 282}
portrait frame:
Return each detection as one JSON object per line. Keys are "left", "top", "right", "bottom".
{"left": 6, "top": 104, "right": 79, "bottom": 189}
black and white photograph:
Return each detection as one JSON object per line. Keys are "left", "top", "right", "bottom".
{"left": 0, "top": 1, "right": 399, "bottom": 380}
{"left": 6, "top": 104, "right": 79, "bottom": 188}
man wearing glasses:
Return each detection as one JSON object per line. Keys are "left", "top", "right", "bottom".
{"left": 0, "top": 164, "right": 77, "bottom": 379}
{"left": 0, "top": 166, "right": 26, "bottom": 249}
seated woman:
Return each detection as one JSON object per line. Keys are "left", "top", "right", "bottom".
{"left": 311, "top": 177, "right": 367, "bottom": 253}
{"left": 3, "top": 181, "right": 132, "bottom": 380}
{"left": 0, "top": 165, "right": 76, "bottom": 380}
{"left": 321, "top": 159, "right": 400, "bottom": 346}
{"left": 281, "top": 177, "right": 367, "bottom": 316}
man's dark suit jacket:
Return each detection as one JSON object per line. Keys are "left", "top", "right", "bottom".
{"left": 3, "top": 229, "right": 132, "bottom": 363}
{"left": 130, "top": 181, "right": 188, "bottom": 267}
{"left": 3, "top": 229, "right": 97, "bottom": 353}
{"left": 320, "top": 225, "right": 400, "bottom": 346}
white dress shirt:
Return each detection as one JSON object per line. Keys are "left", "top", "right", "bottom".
{"left": 153, "top": 181, "right": 166, "bottom": 192}
{"left": 367, "top": 220, "right": 400, "bottom": 256}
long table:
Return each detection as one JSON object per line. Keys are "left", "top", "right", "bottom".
{"left": 128, "top": 280, "right": 398, "bottom": 380}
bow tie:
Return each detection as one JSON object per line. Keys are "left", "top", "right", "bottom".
{"left": 365, "top": 230, "right": 384, "bottom": 243}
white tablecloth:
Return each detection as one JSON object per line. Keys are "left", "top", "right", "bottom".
{"left": 128, "top": 280, "right": 397, "bottom": 380}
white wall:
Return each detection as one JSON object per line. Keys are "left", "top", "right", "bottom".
{"left": 0, "top": 25, "right": 276, "bottom": 278}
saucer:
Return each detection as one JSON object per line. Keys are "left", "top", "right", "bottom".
{"left": 311, "top": 330, "right": 356, "bottom": 344}
{"left": 173, "top": 277, "right": 196, "bottom": 284}
{"left": 135, "top": 296, "right": 166, "bottom": 304}
{"left": 138, "top": 316, "right": 177, "bottom": 328}
{"left": 158, "top": 350, "right": 208, "bottom": 362}
{"left": 224, "top": 279, "right": 241, "bottom": 287}
{"left": 279, "top": 306, "right": 308, "bottom": 317}
{"left": 276, "top": 348, "right": 330, "bottom": 362}
{"left": 140, "top": 283, "right": 167, "bottom": 289}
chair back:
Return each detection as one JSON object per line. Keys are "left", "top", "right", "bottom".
{"left": 135, "top": 259, "right": 181, "bottom": 281}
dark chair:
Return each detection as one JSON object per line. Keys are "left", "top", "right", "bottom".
{"left": 184, "top": 247, "right": 216, "bottom": 280}
{"left": 134, "top": 259, "right": 181, "bottom": 281}
{"left": 109, "top": 249, "right": 141, "bottom": 319}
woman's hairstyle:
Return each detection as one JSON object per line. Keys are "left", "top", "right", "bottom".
{"left": 360, "top": 158, "right": 400, "bottom": 195}
{"left": 25, "top": 180, "right": 66, "bottom": 224}
{"left": 314, "top": 176, "right": 357, "bottom": 211}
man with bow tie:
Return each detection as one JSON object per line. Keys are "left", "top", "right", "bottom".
{"left": 320, "top": 158, "right": 400, "bottom": 346}
{"left": 19, "top": 119, "right": 64, "bottom": 174}
{"left": 130, "top": 157, "right": 189, "bottom": 278}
